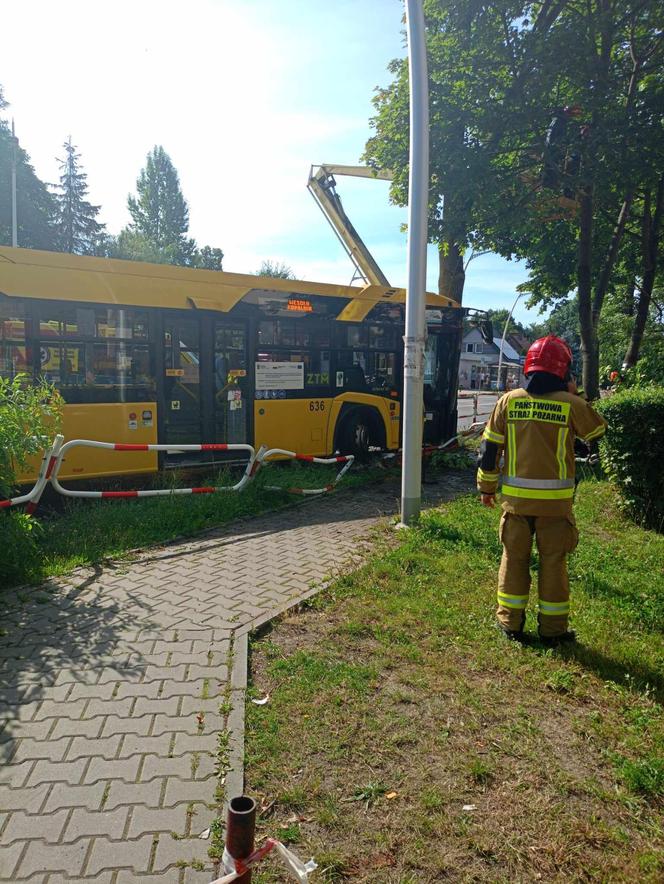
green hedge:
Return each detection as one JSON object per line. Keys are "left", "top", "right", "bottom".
{"left": 596, "top": 387, "right": 664, "bottom": 530}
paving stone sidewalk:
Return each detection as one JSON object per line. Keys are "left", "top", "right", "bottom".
{"left": 0, "top": 474, "right": 473, "bottom": 883}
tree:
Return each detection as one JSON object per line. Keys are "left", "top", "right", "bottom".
{"left": 485, "top": 1, "right": 664, "bottom": 398}
{"left": 191, "top": 245, "right": 224, "bottom": 271}
{"left": 124, "top": 146, "right": 194, "bottom": 263}
{"left": 363, "top": 2, "right": 570, "bottom": 303}
{"left": 484, "top": 308, "right": 527, "bottom": 338}
{"left": 119, "top": 145, "right": 223, "bottom": 270}
{"left": 623, "top": 176, "right": 664, "bottom": 368}
{"left": 257, "top": 260, "right": 295, "bottom": 279}
{"left": 53, "top": 137, "right": 106, "bottom": 254}
{"left": 364, "top": 2, "right": 664, "bottom": 397}
{"left": 0, "top": 85, "right": 57, "bottom": 250}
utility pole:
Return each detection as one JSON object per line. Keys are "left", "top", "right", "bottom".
{"left": 400, "top": 0, "right": 430, "bottom": 526}
{"left": 11, "top": 119, "right": 18, "bottom": 247}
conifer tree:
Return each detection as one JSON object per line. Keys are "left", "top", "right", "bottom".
{"left": 126, "top": 145, "right": 193, "bottom": 262}
{"left": 54, "top": 137, "right": 105, "bottom": 254}
{"left": 120, "top": 145, "right": 223, "bottom": 269}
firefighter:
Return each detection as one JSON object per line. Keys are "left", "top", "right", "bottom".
{"left": 477, "top": 336, "right": 607, "bottom": 646}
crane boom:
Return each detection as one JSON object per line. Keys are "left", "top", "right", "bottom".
{"left": 307, "top": 164, "right": 393, "bottom": 287}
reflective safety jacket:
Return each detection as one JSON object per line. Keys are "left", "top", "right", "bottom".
{"left": 477, "top": 389, "right": 607, "bottom": 516}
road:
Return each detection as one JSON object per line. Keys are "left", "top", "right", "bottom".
{"left": 457, "top": 392, "right": 499, "bottom": 429}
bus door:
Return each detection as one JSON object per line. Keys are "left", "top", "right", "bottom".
{"left": 424, "top": 311, "right": 462, "bottom": 443}
{"left": 163, "top": 318, "right": 201, "bottom": 444}
{"left": 213, "top": 322, "right": 249, "bottom": 443}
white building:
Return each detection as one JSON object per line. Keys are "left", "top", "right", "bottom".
{"left": 459, "top": 328, "right": 525, "bottom": 390}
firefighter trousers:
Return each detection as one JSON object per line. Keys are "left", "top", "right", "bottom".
{"left": 497, "top": 512, "right": 579, "bottom": 637}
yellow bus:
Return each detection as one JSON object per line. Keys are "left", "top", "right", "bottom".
{"left": 0, "top": 247, "right": 462, "bottom": 482}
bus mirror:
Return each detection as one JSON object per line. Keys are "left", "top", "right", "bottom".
{"left": 479, "top": 320, "right": 494, "bottom": 345}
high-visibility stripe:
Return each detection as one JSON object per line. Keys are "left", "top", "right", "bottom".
{"left": 507, "top": 424, "right": 517, "bottom": 476}
{"left": 497, "top": 592, "right": 528, "bottom": 609}
{"left": 191, "top": 486, "right": 215, "bottom": 494}
{"left": 477, "top": 468, "right": 500, "bottom": 483}
{"left": 483, "top": 428, "right": 505, "bottom": 445}
{"left": 539, "top": 600, "right": 570, "bottom": 614}
{"left": 296, "top": 454, "right": 314, "bottom": 462}
{"left": 114, "top": 443, "right": 149, "bottom": 451}
{"left": 502, "top": 484, "right": 575, "bottom": 500}
{"left": 503, "top": 476, "right": 574, "bottom": 489}
{"left": 201, "top": 443, "right": 229, "bottom": 451}
{"left": 583, "top": 424, "right": 606, "bottom": 442}
{"left": 556, "top": 427, "right": 568, "bottom": 480}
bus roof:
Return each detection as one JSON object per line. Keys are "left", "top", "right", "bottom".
{"left": 0, "top": 247, "right": 459, "bottom": 322}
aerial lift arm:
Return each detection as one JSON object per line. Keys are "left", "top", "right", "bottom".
{"left": 307, "top": 164, "right": 393, "bottom": 287}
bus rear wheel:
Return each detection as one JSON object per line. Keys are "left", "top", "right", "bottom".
{"left": 341, "top": 416, "right": 371, "bottom": 463}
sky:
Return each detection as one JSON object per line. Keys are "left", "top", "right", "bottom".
{"left": 3, "top": 0, "right": 543, "bottom": 326}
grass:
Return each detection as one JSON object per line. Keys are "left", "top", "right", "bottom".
{"left": 0, "top": 459, "right": 391, "bottom": 590}
{"left": 245, "top": 479, "right": 664, "bottom": 882}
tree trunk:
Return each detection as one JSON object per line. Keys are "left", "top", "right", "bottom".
{"left": 592, "top": 191, "right": 634, "bottom": 325}
{"left": 577, "top": 187, "right": 598, "bottom": 397}
{"left": 438, "top": 241, "right": 466, "bottom": 303}
{"left": 624, "top": 174, "right": 664, "bottom": 368}
{"left": 577, "top": 186, "right": 634, "bottom": 398}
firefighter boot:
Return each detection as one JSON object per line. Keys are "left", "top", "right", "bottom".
{"left": 497, "top": 513, "right": 534, "bottom": 634}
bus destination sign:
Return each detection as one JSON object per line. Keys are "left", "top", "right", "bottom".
{"left": 287, "top": 298, "right": 313, "bottom": 313}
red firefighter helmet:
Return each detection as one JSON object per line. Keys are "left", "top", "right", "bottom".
{"left": 524, "top": 335, "right": 572, "bottom": 380}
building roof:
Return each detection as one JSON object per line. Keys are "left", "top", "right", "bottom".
{"left": 492, "top": 338, "right": 522, "bottom": 362}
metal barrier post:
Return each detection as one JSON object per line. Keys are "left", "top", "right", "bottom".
{"left": 0, "top": 434, "right": 64, "bottom": 512}
{"left": 226, "top": 795, "right": 256, "bottom": 883}
{"left": 26, "top": 434, "right": 65, "bottom": 515}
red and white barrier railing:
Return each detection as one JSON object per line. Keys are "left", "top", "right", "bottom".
{"left": 253, "top": 446, "right": 355, "bottom": 495}
{"left": 422, "top": 421, "right": 486, "bottom": 455}
{"left": 0, "top": 435, "right": 64, "bottom": 513}
{"left": 381, "top": 421, "right": 486, "bottom": 464}
{"left": 1, "top": 437, "right": 356, "bottom": 510}
{"left": 49, "top": 440, "right": 257, "bottom": 499}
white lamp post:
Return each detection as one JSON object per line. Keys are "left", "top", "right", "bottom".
{"left": 399, "top": 0, "right": 430, "bottom": 527}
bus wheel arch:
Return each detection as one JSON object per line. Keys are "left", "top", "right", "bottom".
{"left": 334, "top": 404, "right": 387, "bottom": 461}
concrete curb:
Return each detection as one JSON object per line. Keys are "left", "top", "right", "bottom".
{"left": 225, "top": 631, "right": 248, "bottom": 802}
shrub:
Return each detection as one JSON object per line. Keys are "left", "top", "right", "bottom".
{"left": 596, "top": 387, "right": 664, "bottom": 530}
{"left": 0, "top": 374, "right": 62, "bottom": 497}
{"left": 0, "top": 375, "right": 61, "bottom": 590}
{"left": 0, "top": 511, "right": 44, "bottom": 588}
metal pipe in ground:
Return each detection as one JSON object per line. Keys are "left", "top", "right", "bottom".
{"left": 226, "top": 795, "right": 256, "bottom": 882}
